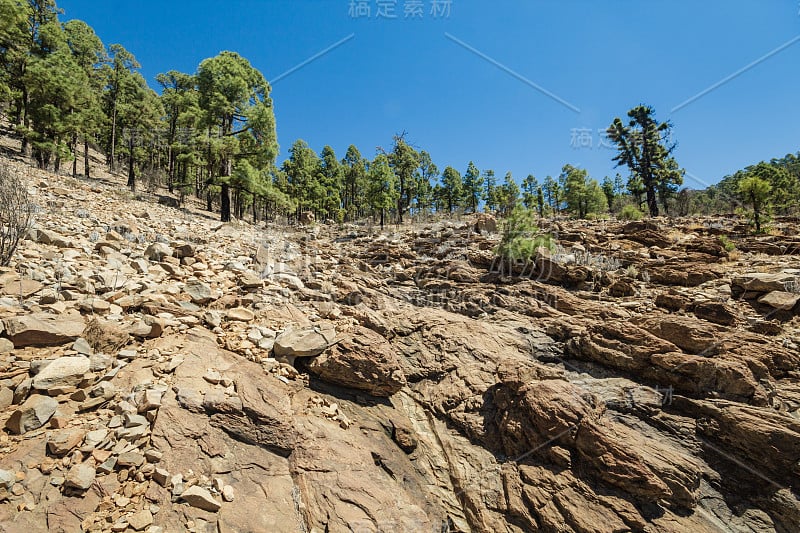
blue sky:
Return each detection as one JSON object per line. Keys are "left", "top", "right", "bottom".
{"left": 59, "top": 0, "right": 800, "bottom": 188}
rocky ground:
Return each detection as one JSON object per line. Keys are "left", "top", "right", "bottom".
{"left": 0, "top": 156, "right": 799, "bottom": 533}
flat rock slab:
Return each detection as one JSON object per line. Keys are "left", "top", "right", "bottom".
{"left": 4, "top": 312, "right": 85, "bottom": 347}
{"left": 0, "top": 279, "right": 44, "bottom": 298}
{"left": 274, "top": 325, "right": 336, "bottom": 358}
{"left": 32, "top": 355, "right": 91, "bottom": 391}
{"left": 757, "top": 290, "right": 800, "bottom": 311}
{"left": 732, "top": 273, "right": 796, "bottom": 294}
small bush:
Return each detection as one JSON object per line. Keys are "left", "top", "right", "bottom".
{"left": 718, "top": 235, "right": 736, "bottom": 252}
{"left": 0, "top": 165, "right": 33, "bottom": 266}
{"left": 495, "top": 206, "right": 554, "bottom": 266}
{"left": 619, "top": 205, "right": 644, "bottom": 221}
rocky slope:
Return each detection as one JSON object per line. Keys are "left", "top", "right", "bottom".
{"left": 0, "top": 159, "right": 799, "bottom": 532}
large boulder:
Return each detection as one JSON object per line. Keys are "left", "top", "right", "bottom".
{"left": 3, "top": 312, "right": 85, "bottom": 347}
{"left": 307, "top": 326, "right": 406, "bottom": 397}
{"left": 474, "top": 213, "right": 497, "bottom": 234}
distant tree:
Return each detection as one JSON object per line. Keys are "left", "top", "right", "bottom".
{"left": 63, "top": 19, "right": 105, "bottom": 178}
{"left": 656, "top": 156, "right": 684, "bottom": 214}
{"left": 387, "top": 135, "right": 419, "bottom": 223}
{"left": 498, "top": 171, "right": 520, "bottom": 216}
{"left": 23, "top": 25, "right": 87, "bottom": 169}
{"left": 462, "top": 161, "right": 483, "bottom": 213}
{"left": 535, "top": 186, "right": 545, "bottom": 218}
{"left": 156, "top": 70, "right": 199, "bottom": 191}
{"left": 318, "top": 145, "right": 343, "bottom": 220}
{"left": 283, "top": 139, "right": 319, "bottom": 218}
{"left": 748, "top": 161, "right": 797, "bottom": 213}
{"left": 522, "top": 174, "right": 538, "bottom": 209}
{"left": 542, "top": 175, "right": 561, "bottom": 215}
{"left": 441, "top": 166, "right": 463, "bottom": 213}
{"left": 103, "top": 44, "right": 139, "bottom": 172}
{"left": 341, "top": 144, "right": 366, "bottom": 220}
{"left": 675, "top": 188, "right": 691, "bottom": 217}
{"left": 738, "top": 176, "right": 771, "bottom": 233}
{"left": 414, "top": 150, "right": 437, "bottom": 217}
{"left": 561, "top": 164, "right": 605, "bottom": 218}
{"left": 607, "top": 105, "right": 683, "bottom": 217}
{"left": 601, "top": 176, "right": 615, "bottom": 211}
{"left": 367, "top": 153, "right": 398, "bottom": 229}
{"left": 483, "top": 169, "right": 498, "bottom": 212}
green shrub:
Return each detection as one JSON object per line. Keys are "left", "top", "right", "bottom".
{"left": 619, "top": 205, "right": 644, "bottom": 221}
{"left": 495, "top": 206, "right": 554, "bottom": 264}
{"left": 718, "top": 235, "right": 736, "bottom": 252}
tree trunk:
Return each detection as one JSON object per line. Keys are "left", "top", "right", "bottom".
{"left": 752, "top": 192, "right": 761, "bottom": 233}
{"left": 167, "top": 145, "right": 174, "bottom": 192}
{"left": 219, "top": 155, "right": 232, "bottom": 222}
{"left": 54, "top": 137, "right": 61, "bottom": 173}
{"left": 71, "top": 133, "right": 78, "bottom": 178}
{"left": 110, "top": 99, "right": 117, "bottom": 172}
{"left": 220, "top": 183, "right": 231, "bottom": 222}
{"left": 645, "top": 185, "right": 658, "bottom": 217}
{"left": 20, "top": 87, "right": 31, "bottom": 157}
{"left": 127, "top": 134, "right": 136, "bottom": 191}
{"left": 84, "top": 137, "right": 90, "bottom": 178}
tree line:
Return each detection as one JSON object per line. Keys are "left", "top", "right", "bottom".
{"left": 2, "top": 1, "right": 794, "bottom": 230}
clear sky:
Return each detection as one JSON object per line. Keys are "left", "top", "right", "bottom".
{"left": 58, "top": 0, "right": 800, "bottom": 188}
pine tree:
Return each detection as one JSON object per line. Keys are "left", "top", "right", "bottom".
{"left": 341, "top": 144, "right": 366, "bottom": 220}
{"left": 367, "top": 154, "right": 398, "bottom": 229}
{"left": 607, "top": 105, "right": 683, "bottom": 217}
{"left": 441, "top": 166, "right": 463, "bottom": 213}
{"left": 462, "top": 161, "right": 483, "bottom": 213}
{"left": 196, "top": 51, "right": 277, "bottom": 222}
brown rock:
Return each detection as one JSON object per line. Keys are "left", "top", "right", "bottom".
{"left": 474, "top": 213, "right": 497, "bottom": 233}
{"left": 3, "top": 312, "right": 85, "bottom": 347}
{"left": 82, "top": 318, "right": 130, "bottom": 354}
{"left": 6, "top": 394, "right": 58, "bottom": 434}
{"left": 307, "top": 326, "right": 406, "bottom": 397}
{"left": 274, "top": 325, "right": 336, "bottom": 358}
{"left": 692, "top": 301, "right": 738, "bottom": 325}
{"left": 180, "top": 485, "right": 221, "bottom": 512}
{"left": 757, "top": 290, "right": 800, "bottom": 311}
{"left": 298, "top": 211, "right": 315, "bottom": 225}
{"left": 127, "top": 509, "right": 153, "bottom": 531}
{"left": 47, "top": 429, "right": 86, "bottom": 456}
{"left": 64, "top": 462, "right": 95, "bottom": 491}
{"left": 0, "top": 279, "right": 43, "bottom": 298}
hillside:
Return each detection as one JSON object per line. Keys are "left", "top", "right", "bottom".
{"left": 0, "top": 151, "right": 798, "bottom": 532}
